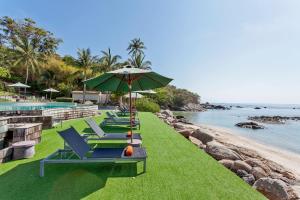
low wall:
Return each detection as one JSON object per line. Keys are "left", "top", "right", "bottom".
{"left": 0, "top": 110, "right": 43, "bottom": 116}
{"left": 42, "top": 105, "right": 98, "bottom": 120}
{"left": 7, "top": 116, "right": 53, "bottom": 129}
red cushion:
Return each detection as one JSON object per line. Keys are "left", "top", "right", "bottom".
{"left": 125, "top": 145, "right": 133, "bottom": 156}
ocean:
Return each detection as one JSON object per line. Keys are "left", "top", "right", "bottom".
{"left": 175, "top": 104, "right": 300, "bottom": 154}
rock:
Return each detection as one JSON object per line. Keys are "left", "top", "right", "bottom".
{"left": 173, "top": 123, "right": 186, "bottom": 130}
{"left": 251, "top": 167, "right": 268, "bottom": 180}
{"left": 242, "top": 174, "right": 255, "bottom": 185}
{"left": 236, "top": 169, "right": 248, "bottom": 177}
{"left": 166, "top": 116, "right": 177, "bottom": 124}
{"left": 244, "top": 158, "right": 271, "bottom": 174}
{"left": 247, "top": 116, "right": 298, "bottom": 124}
{"left": 235, "top": 122, "right": 264, "bottom": 129}
{"left": 178, "top": 129, "right": 193, "bottom": 138}
{"left": 219, "top": 159, "right": 234, "bottom": 169}
{"left": 181, "top": 103, "right": 205, "bottom": 112}
{"left": 205, "top": 141, "right": 241, "bottom": 161}
{"left": 253, "top": 178, "right": 292, "bottom": 200}
{"left": 270, "top": 172, "right": 296, "bottom": 185}
{"left": 232, "top": 160, "right": 252, "bottom": 173}
{"left": 200, "top": 103, "right": 230, "bottom": 110}
{"left": 175, "top": 115, "right": 185, "bottom": 119}
{"left": 161, "top": 109, "right": 174, "bottom": 118}
{"left": 191, "top": 129, "right": 214, "bottom": 144}
{"left": 189, "top": 136, "right": 205, "bottom": 149}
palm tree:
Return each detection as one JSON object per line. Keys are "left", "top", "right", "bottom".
{"left": 95, "top": 48, "right": 121, "bottom": 72}
{"left": 76, "top": 48, "right": 97, "bottom": 103}
{"left": 126, "top": 54, "right": 152, "bottom": 69}
{"left": 13, "top": 35, "right": 40, "bottom": 85}
{"left": 127, "top": 38, "right": 146, "bottom": 57}
{"left": 41, "top": 69, "right": 56, "bottom": 87}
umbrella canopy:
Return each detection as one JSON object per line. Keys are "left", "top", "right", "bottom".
{"left": 8, "top": 82, "right": 30, "bottom": 88}
{"left": 43, "top": 88, "right": 59, "bottom": 93}
{"left": 85, "top": 66, "right": 172, "bottom": 92}
{"left": 124, "top": 93, "right": 143, "bottom": 99}
{"left": 134, "top": 89, "right": 156, "bottom": 94}
{"left": 85, "top": 66, "right": 172, "bottom": 143}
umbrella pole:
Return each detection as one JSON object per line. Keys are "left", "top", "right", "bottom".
{"left": 129, "top": 83, "right": 133, "bottom": 144}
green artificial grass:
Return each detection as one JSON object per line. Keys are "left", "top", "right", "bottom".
{"left": 0, "top": 112, "right": 265, "bottom": 200}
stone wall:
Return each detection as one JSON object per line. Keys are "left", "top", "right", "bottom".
{"left": 0, "top": 110, "right": 43, "bottom": 116}
{"left": 7, "top": 116, "right": 53, "bottom": 129}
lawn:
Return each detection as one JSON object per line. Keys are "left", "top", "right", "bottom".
{"left": 0, "top": 112, "right": 265, "bottom": 200}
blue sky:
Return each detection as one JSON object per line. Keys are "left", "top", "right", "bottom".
{"left": 1, "top": 0, "right": 300, "bottom": 104}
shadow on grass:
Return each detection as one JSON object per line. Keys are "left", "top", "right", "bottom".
{"left": 0, "top": 159, "right": 139, "bottom": 200}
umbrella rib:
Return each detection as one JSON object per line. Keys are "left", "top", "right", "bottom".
{"left": 116, "top": 75, "right": 125, "bottom": 91}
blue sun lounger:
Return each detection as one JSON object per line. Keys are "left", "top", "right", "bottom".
{"left": 84, "top": 118, "right": 142, "bottom": 141}
{"left": 101, "top": 112, "right": 140, "bottom": 129}
{"left": 40, "top": 127, "right": 147, "bottom": 177}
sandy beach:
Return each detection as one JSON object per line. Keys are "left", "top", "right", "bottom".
{"left": 197, "top": 124, "right": 300, "bottom": 195}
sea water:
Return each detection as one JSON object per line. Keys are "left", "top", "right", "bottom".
{"left": 175, "top": 104, "right": 300, "bottom": 154}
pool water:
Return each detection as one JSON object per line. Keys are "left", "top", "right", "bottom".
{"left": 0, "top": 102, "right": 76, "bottom": 111}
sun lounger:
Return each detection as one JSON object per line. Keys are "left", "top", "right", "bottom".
{"left": 84, "top": 118, "right": 142, "bottom": 143}
{"left": 101, "top": 112, "right": 140, "bottom": 129}
{"left": 40, "top": 127, "right": 147, "bottom": 177}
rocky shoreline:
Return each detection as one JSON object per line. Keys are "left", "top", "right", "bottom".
{"left": 157, "top": 110, "right": 300, "bottom": 200}
{"left": 175, "top": 103, "right": 230, "bottom": 112}
{"left": 249, "top": 116, "right": 300, "bottom": 124}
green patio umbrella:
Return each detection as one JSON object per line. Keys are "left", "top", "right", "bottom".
{"left": 85, "top": 65, "right": 172, "bottom": 143}
{"left": 43, "top": 88, "right": 59, "bottom": 101}
{"left": 8, "top": 82, "right": 30, "bottom": 96}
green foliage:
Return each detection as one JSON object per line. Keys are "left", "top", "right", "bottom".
{"left": 57, "top": 83, "right": 73, "bottom": 97}
{"left": 55, "top": 97, "right": 73, "bottom": 102}
{"left": 150, "top": 85, "right": 200, "bottom": 109}
{"left": 135, "top": 98, "right": 160, "bottom": 113}
{"left": 0, "top": 66, "right": 10, "bottom": 78}
{"left": 0, "top": 16, "right": 62, "bottom": 83}
{"left": 62, "top": 55, "right": 78, "bottom": 66}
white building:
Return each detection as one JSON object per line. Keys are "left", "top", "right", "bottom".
{"left": 71, "top": 91, "right": 110, "bottom": 104}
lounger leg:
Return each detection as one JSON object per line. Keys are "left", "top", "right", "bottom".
{"left": 40, "top": 160, "right": 45, "bottom": 177}
{"left": 143, "top": 159, "right": 146, "bottom": 173}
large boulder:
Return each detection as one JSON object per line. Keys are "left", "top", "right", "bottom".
{"left": 188, "top": 136, "right": 205, "bottom": 149}
{"left": 219, "top": 159, "right": 234, "bottom": 169}
{"left": 253, "top": 178, "right": 292, "bottom": 200}
{"left": 205, "top": 141, "right": 241, "bottom": 161}
{"left": 244, "top": 158, "right": 271, "bottom": 174}
{"left": 251, "top": 167, "right": 268, "bottom": 180}
{"left": 242, "top": 174, "right": 255, "bottom": 185}
{"left": 232, "top": 160, "right": 252, "bottom": 173}
{"left": 191, "top": 129, "right": 214, "bottom": 144}
{"left": 178, "top": 129, "right": 194, "bottom": 138}
{"left": 173, "top": 123, "right": 187, "bottom": 130}
{"left": 235, "top": 122, "right": 264, "bottom": 129}
{"left": 161, "top": 110, "right": 174, "bottom": 118}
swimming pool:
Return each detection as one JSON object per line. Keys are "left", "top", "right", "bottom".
{"left": 0, "top": 102, "right": 76, "bottom": 111}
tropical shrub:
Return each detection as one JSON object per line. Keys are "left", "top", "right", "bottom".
{"left": 135, "top": 98, "right": 160, "bottom": 113}
{"left": 0, "top": 67, "right": 10, "bottom": 79}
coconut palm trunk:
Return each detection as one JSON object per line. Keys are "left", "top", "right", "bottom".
{"left": 83, "top": 74, "right": 87, "bottom": 103}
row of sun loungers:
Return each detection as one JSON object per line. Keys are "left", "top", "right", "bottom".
{"left": 117, "top": 105, "right": 137, "bottom": 116}
{"left": 101, "top": 111, "right": 140, "bottom": 129}
{"left": 40, "top": 112, "right": 146, "bottom": 177}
